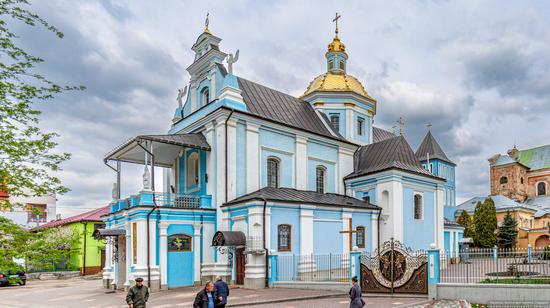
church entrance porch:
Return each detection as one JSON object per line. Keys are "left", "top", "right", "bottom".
{"left": 360, "top": 239, "right": 428, "bottom": 295}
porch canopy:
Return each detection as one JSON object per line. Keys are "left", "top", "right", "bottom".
{"left": 212, "top": 231, "right": 246, "bottom": 247}
{"left": 93, "top": 228, "right": 126, "bottom": 239}
{"left": 104, "top": 133, "right": 210, "bottom": 167}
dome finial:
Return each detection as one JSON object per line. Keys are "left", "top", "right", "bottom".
{"left": 333, "top": 12, "right": 341, "bottom": 38}
{"left": 327, "top": 13, "right": 346, "bottom": 54}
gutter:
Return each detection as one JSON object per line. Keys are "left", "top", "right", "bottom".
{"left": 261, "top": 198, "right": 269, "bottom": 288}
{"left": 137, "top": 141, "right": 157, "bottom": 288}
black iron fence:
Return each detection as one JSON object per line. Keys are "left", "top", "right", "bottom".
{"left": 276, "top": 253, "right": 350, "bottom": 282}
{"left": 440, "top": 247, "right": 550, "bottom": 284}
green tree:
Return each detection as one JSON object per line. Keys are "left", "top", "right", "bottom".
{"left": 0, "top": 216, "right": 29, "bottom": 273}
{"left": 0, "top": 0, "right": 84, "bottom": 208}
{"left": 473, "top": 198, "right": 498, "bottom": 248}
{"left": 498, "top": 210, "right": 518, "bottom": 248}
{"left": 26, "top": 226, "right": 79, "bottom": 271}
{"left": 456, "top": 210, "right": 474, "bottom": 238}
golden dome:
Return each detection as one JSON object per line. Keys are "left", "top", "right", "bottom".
{"left": 302, "top": 72, "right": 375, "bottom": 101}
{"left": 328, "top": 36, "right": 346, "bottom": 54}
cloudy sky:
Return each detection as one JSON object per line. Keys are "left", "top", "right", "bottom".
{"left": 11, "top": 0, "right": 550, "bottom": 216}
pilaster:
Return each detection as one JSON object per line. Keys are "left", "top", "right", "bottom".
{"left": 246, "top": 123, "right": 260, "bottom": 193}
{"left": 159, "top": 222, "right": 168, "bottom": 290}
{"left": 227, "top": 119, "right": 238, "bottom": 201}
{"left": 193, "top": 223, "right": 202, "bottom": 284}
{"left": 295, "top": 136, "right": 308, "bottom": 190}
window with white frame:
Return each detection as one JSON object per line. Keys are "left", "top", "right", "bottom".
{"left": 186, "top": 152, "right": 200, "bottom": 188}
{"left": 267, "top": 156, "right": 280, "bottom": 188}
{"left": 357, "top": 117, "right": 364, "bottom": 136}
{"left": 414, "top": 194, "right": 423, "bottom": 220}
{"left": 201, "top": 87, "right": 210, "bottom": 106}
{"left": 315, "top": 165, "right": 327, "bottom": 194}
{"left": 277, "top": 224, "right": 291, "bottom": 251}
{"left": 329, "top": 114, "right": 340, "bottom": 132}
{"left": 356, "top": 226, "right": 365, "bottom": 248}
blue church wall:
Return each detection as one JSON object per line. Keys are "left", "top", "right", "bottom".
{"left": 259, "top": 128, "right": 295, "bottom": 152}
{"left": 236, "top": 122, "right": 247, "bottom": 197}
{"left": 167, "top": 224, "right": 194, "bottom": 288}
{"left": 444, "top": 231, "right": 450, "bottom": 254}
{"left": 324, "top": 109, "right": 346, "bottom": 137}
{"left": 353, "top": 111, "right": 371, "bottom": 144}
{"left": 178, "top": 149, "right": 207, "bottom": 196}
{"left": 270, "top": 207, "right": 300, "bottom": 255}
{"left": 307, "top": 160, "right": 335, "bottom": 193}
{"left": 259, "top": 128, "right": 295, "bottom": 188}
{"left": 313, "top": 219, "right": 341, "bottom": 255}
{"left": 352, "top": 212, "right": 373, "bottom": 252}
{"left": 403, "top": 188, "right": 435, "bottom": 250}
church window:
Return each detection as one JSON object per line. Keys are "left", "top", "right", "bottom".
{"left": 330, "top": 114, "right": 340, "bottom": 132}
{"left": 414, "top": 194, "right": 423, "bottom": 220}
{"left": 277, "top": 224, "right": 291, "bottom": 251}
{"left": 201, "top": 87, "right": 210, "bottom": 106}
{"left": 328, "top": 59, "right": 334, "bottom": 71}
{"left": 500, "top": 176, "right": 508, "bottom": 184}
{"left": 168, "top": 234, "right": 192, "bottom": 252}
{"left": 356, "top": 226, "right": 365, "bottom": 248}
{"left": 339, "top": 60, "right": 345, "bottom": 70}
{"left": 357, "top": 117, "right": 364, "bottom": 136}
{"left": 316, "top": 165, "right": 327, "bottom": 194}
{"left": 186, "top": 152, "right": 200, "bottom": 188}
{"left": 267, "top": 157, "right": 280, "bottom": 188}
{"left": 538, "top": 182, "right": 547, "bottom": 196}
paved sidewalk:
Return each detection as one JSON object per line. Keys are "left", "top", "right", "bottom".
{"left": 408, "top": 299, "right": 471, "bottom": 308}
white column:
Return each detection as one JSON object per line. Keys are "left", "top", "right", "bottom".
{"left": 299, "top": 206, "right": 315, "bottom": 273}
{"left": 346, "top": 108, "right": 354, "bottom": 139}
{"left": 125, "top": 222, "right": 133, "bottom": 286}
{"left": 193, "top": 223, "right": 202, "bottom": 283}
{"left": 436, "top": 186, "right": 445, "bottom": 250}
{"left": 159, "top": 222, "right": 168, "bottom": 289}
{"left": 449, "top": 230, "right": 455, "bottom": 257}
{"left": 215, "top": 120, "right": 226, "bottom": 208}
{"left": 102, "top": 238, "right": 113, "bottom": 282}
{"left": 371, "top": 213, "right": 378, "bottom": 252}
{"left": 210, "top": 68, "right": 217, "bottom": 99}
{"left": 342, "top": 212, "right": 353, "bottom": 253}
{"left": 148, "top": 219, "right": 157, "bottom": 269}
{"left": 338, "top": 147, "right": 354, "bottom": 195}
{"left": 244, "top": 206, "right": 267, "bottom": 288}
{"left": 227, "top": 119, "right": 238, "bottom": 201}
{"left": 205, "top": 123, "right": 215, "bottom": 196}
{"left": 392, "top": 181, "right": 404, "bottom": 243}
{"left": 190, "top": 80, "right": 198, "bottom": 111}
{"left": 246, "top": 123, "right": 260, "bottom": 193}
{"left": 137, "top": 220, "right": 148, "bottom": 269}
{"left": 295, "top": 136, "right": 308, "bottom": 190}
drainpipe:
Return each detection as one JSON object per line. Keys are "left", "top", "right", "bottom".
{"left": 262, "top": 198, "right": 269, "bottom": 288}
{"left": 137, "top": 141, "right": 157, "bottom": 288}
{"left": 225, "top": 109, "right": 235, "bottom": 203}
{"left": 82, "top": 222, "right": 88, "bottom": 275}
{"left": 377, "top": 209, "right": 381, "bottom": 256}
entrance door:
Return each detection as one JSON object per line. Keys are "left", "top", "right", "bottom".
{"left": 236, "top": 248, "right": 245, "bottom": 285}
{"left": 167, "top": 233, "right": 194, "bottom": 288}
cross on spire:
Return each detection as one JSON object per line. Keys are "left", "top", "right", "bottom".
{"left": 427, "top": 123, "right": 432, "bottom": 132}
{"left": 333, "top": 12, "right": 341, "bottom": 37}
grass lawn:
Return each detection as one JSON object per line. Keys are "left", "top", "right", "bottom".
{"left": 480, "top": 276, "right": 550, "bottom": 284}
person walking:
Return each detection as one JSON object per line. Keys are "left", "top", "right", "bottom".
{"left": 126, "top": 277, "right": 149, "bottom": 308}
{"left": 349, "top": 276, "right": 364, "bottom": 308}
{"left": 213, "top": 276, "right": 229, "bottom": 307}
{"left": 193, "top": 281, "right": 216, "bottom": 308}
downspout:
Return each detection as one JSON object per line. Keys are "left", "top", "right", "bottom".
{"left": 377, "top": 209, "right": 381, "bottom": 256}
{"left": 137, "top": 141, "right": 157, "bottom": 288}
{"left": 261, "top": 198, "right": 269, "bottom": 288}
{"left": 82, "top": 222, "right": 88, "bottom": 275}
{"left": 225, "top": 109, "right": 235, "bottom": 203}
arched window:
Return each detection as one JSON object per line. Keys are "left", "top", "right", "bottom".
{"left": 538, "top": 182, "right": 547, "bottom": 196}
{"left": 356, "top": 226, "right": 365, "bottom": 248}
{"left": 186, "top": 152, "right": 199, "bottom": 187}
{"left": 414, "top": 194, "right": 423, "bottom": 220}
{"left": 168, "top": 234, "right": 192, "bottom": 252}
{"left": 201, "top": 87, "right": 210, "bottom": 106}
{"left": 267, "top": 157, "right": 280, "bottom": 188}
{"left": 328, "top": 59, "right": 334, "bottom": 71}
{"left": 339, "top": 60, "right": 345, "bottom": 70}
{"left": 277, "top": 224, "right": 291, "bottom": 251}
{"left": 329, "top": 114, "right": 340, "bottom": 132}
{"left": 500, "top": 176, "right": 508, "bottom": 184}
{"left": 315, "top": 165, "right": 327, "bottom": 194}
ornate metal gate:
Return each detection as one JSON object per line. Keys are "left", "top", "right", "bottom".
{"left": 360, "top": 239, "right": 428, "bottom": 294}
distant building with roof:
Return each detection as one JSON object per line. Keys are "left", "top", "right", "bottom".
{"left": 457, "top": 144, "right": 550, "bottom": 249}
{"left": 0, "top": 186, "right": 57, "bottom": 229}
{"left": 34, "top": 206, "right": 109, "bottom": 275}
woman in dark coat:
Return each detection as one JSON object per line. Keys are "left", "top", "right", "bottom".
{"left": 349, "top": 276, "right": 364, "bottom": 308}
{"left": 193, "top": 281, "right": 216, "bottom": 308}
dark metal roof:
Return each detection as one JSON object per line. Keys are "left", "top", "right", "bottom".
{"left": 237, "top": 77, "right": 345, "bottom": 142}
{"left": 415, "top": 131, "right": 455, "bottom": 165}
{"left": 212, "top": 231, "right": 246, "bottom": 247}
{"left": 93, "top": 228, "right": 126, "bottom": 239}
{"left": 224, "top": 187, "right": 379, "bottom": 210}
{"left": 373, "top": 126, "right": 396, "bottom": 143}
{"left": 137, "top": 134, "right": 210, "bottom": 150}
{"left": 345, "top": 135, "right": 443, "bottom": 180}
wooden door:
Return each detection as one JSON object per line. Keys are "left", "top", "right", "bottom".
{"left": 100, "top": 249, "right": 106, "bottom": 269}
{"left": 236, "top": 248, "right": 245, "bottom": 285}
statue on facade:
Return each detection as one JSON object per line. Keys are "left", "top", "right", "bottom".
{"left": 226, "top": 50, "right": 239, "bottom": 74}
{"left": 142, "top": 166, "right": 151, "bottom": 191}
{"left": 111, "top": 182, "right": 118, "bottom": 201}
{"left": 177, "top": 86, "right": 187, "bottom": 108}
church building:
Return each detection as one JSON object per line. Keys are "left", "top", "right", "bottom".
{"left": 99, "top": 16, "right": 458, "bottom": 291}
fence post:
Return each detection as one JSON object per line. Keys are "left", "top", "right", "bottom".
{"left": 350, "top": 247, "right": 361, "bottom": 287}
{"left": 268, "top": 252, "right": 278, "bottom": 287}
{"left": 528, "top": 244, "right": 533, "bottom": 263}
{"left": 428, "top": 243, "right": 440, "bottom": 300}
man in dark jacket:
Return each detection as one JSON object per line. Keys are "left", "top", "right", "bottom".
{"left": 126, "top": 277, "right": 149, "bottom": 308}
{"left": 193, "top": 281, "right": 215, "bottom": 308}
{"left": 214, "top": 276, "right": 229, "bottom": 307}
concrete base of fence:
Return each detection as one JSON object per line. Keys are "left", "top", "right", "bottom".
{"left": 436, "top": 283, "right": 550, "bottom": 304}
{"left": 273, "top": 281, "right": 349, "bottom": 292}
{"left": 28, "top": 271, "right": 80, "bottom": 280}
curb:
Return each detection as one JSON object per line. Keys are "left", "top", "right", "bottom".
{"left": 226, "top": 292, "right": 347, "bottom": 307}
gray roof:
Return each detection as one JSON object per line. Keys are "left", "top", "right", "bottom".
{"left": 444, "top": 218, "right": 464, "bottom": 229}
{"left": 137, "top": 134, "right": 210, "bottom": 150}
{"left": 237, "top": 77, "right": 345, "bottom": 142}
{"left": 415, "top": 131, "right": 455, "bottom": 165}
{"left": 456, "top": 195, "right": 537, "bottom": 215}
{"left": 491, "top": 154, "right": 520, "bottom": 167}
{"left": 524, "top": 196, "right": 550, "bottom": 218}
{"left": 373, "top": 126, "right": 396, "bottom": 143}
{"left": 224, "top": 187, "right": 379, "bottom": 210}
{"left": 345, "top": 135, "right": 440, "bottom": 180}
